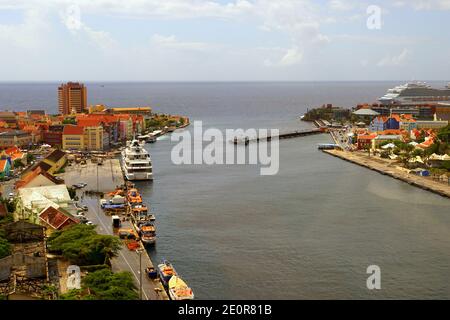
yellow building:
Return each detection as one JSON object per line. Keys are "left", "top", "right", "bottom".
{"left": 62, "top": 125, "right": 85, "bottom": 150}
{"left": 62, "top": 125, "right": 106, "bottom": 151}
{"left": 42, "top": 149, "right": 67, "bottom": 174}
{"left": 110, "top": 106, "right": 152, "bottom": 116}
{"left": 88, "top": 104, "right": 107, "bottom": 114}
{"left": 84, "top": 126, "right": 104, "bottom": 150}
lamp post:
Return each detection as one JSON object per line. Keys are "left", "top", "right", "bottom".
{"left": 136, "top": 248, "right": 143, "bottom": 300}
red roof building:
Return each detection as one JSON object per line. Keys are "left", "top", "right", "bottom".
{"left": 63, "top": 125, "right": 84, "bottom": 135}
{"left": 39, "top": 206, "right": 78, "bottom": 231}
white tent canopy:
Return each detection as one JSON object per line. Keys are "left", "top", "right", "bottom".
{"left": 382, "top": 143, "right": 396, "bottom": 149}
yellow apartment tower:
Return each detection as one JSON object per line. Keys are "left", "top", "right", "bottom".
{"left": 58, "top": 82, "right": 87, "bottom": 115}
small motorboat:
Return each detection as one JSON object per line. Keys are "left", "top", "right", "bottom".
{"left": 168, "top": 276, "right": 194, "bottom": 300}
{"left": 157, "top": 260, "right": 177, "bottom": 287}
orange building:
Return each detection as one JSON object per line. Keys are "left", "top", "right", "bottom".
{"left": 58, "top": 82, "right": 87, "bottom": 114}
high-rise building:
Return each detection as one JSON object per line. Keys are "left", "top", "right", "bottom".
{"left": 58, "top": 82, "right": 87, "bottom": 115}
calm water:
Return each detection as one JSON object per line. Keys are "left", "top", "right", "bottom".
{"left": 1, "top": 82, "right": 450, "bottom": 299}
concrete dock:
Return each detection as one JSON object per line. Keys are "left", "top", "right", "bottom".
{"left": 324, "top": 149, "right": 450, "bottom": 199}
{"left": 60, "top": 159, "right": 124, "bottom": 193}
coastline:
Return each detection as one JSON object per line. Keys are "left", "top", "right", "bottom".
{"left": 323, "top": 149, "right": 450, "bottom": 199}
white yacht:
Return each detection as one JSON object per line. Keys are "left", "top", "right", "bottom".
{"left": 379, "top": 81, "right": 450, "bottom": 105}
{"left": 121, "top": 139, "right": 153, "bottom": 181}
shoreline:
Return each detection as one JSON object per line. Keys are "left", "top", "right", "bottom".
{"left": 323, "top": 149, "right": 450, "bottom": 199}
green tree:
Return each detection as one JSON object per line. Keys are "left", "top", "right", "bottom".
{"left": 27, "top": 153, "right": 35, "bottom": 163}
{"left": 437, "top": 124, "right": 450, "bottom": 144}
{"left": 48, "top": 224, "right": 122, "bottom": 265}
{"left": 60, "top": 269, "right": 138, "bottom": 300}
{"left": 0, "top": 230, "right": 11, "bottom": 259}
{"left": 67, "top": 187, "right": 77, "bottom": 199}
{"left": 13, "top": 159, "right": 24, "bottom": 168}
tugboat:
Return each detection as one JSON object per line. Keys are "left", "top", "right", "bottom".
{"left": 157, "top": 260, "right": 177, "bottom": 287}
{"left": 168, "top": 276, "right": 194, "bottom": 300}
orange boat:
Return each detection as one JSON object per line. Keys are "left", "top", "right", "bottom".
{"left": 127, "top": 188, "right": 142, "bottom": 204}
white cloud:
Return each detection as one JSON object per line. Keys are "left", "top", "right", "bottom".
{"left": 377, "top": 48, "right": 410, "bottom": 67}
{"left": 150, "top": 34, "right": 214, "bottom": 51}
{"left": 328, "top": 0, "right": 355, "bottom": 11}
{"left": 0, "top": 8, "right": 49, "bottom": 49}
{"left": 391, "top": 0, "right": 450, "bottom": 10}
{"left": 264, "top": 46, "right": 303, "bottom": 67}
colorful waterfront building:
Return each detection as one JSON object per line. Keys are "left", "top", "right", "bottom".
{"left": 62, "top": 125, "right": 85, "bottom": 150}
{"left": 2, "top": 146, "right": 26, "bottom": 167}
{"left": 373, "top": 134, "right": 404, "bottom": 148}
{"left": 357, "top": 133, "right": 377, "bottom": 150}
{"left": 0, "top": 158, "right": 12, "bottom": 179}
{"left": 84, "top": 125, "right": 106, "bottom": 150}
{"left": 369, "top": 116, "right": 389, "bottom": 132}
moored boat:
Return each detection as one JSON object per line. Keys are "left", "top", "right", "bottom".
{"left": 127, "top": 188, "right": 143, "bottom": 204}
{"left": 121, "top": 139, "right": 153, "bottom": 181}
{"left": 168, "top": 276, "right": 194, "bottom": 300}
{"left": 140, "top": 224, "right": 156, "bottom": 246}
{"left": 157, "top": 260, "right": 177, "bottom": 287}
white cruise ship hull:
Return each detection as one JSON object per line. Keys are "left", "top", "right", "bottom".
{"left": 124, "top": 170, "right": 153, "bottom": 181}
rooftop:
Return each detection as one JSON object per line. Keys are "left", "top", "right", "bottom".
{"left": 39, "top": 206, "right": 78, "bottom": 230}
{"left": 63, "top": 125, "right": 84, "bottom": 135}
{"left": 45, "top": 149, "right": 66, "bottom": 163}
{"left": 353, "top": 108, "right": 380, "bottom": 116}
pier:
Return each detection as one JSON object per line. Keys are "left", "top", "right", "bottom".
{"left": 232, "top": 128, "right": 324, "bottom": 144}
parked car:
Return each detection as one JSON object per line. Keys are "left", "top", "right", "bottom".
{"left": 82, "top": 205, "right": 89, "bottom": 211}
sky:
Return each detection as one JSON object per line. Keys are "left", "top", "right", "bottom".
{"left": 0, "top": 0, "right": 449, "bottom": 81}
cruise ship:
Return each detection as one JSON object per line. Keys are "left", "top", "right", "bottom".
{"left": 379, "top": 82, "right": 450, "bottom": 105}
{"left": 121, "top": 139, "right": 153, "bottom": 181}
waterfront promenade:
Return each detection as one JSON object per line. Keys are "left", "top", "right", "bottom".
{"left": 324, "top": 149, "right": 450, "bottom": 198}
{"left": 62, "top": 159, "right": 168, "bottom": 300}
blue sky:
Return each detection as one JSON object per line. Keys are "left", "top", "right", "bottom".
{"left": 0, "top": 0, "right": 449, "bottom": 81}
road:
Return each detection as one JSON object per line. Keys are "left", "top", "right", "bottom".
{"left": 80, "top": 194, "right": 168, "bottom": 300}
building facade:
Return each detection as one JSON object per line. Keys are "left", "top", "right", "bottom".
{"left": 58, "top": 82, "right": 87, "bottom": 115}
{"left": 0, "top": 130, "right": 33, "bottom": 148}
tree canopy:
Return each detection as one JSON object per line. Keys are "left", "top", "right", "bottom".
{"left": 48, "top": 224, "right": 122, "bottom": 266}
{"left": 0, "top": 230, "right": 11, "bottom": 259}
{"left": 60, "top": 269, "right": 138, "bottom": 300}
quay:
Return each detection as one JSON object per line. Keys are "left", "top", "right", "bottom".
{"left": 323, "top": 149, "right": 450, "bottom": 199}
{"left": 233, "top": 128, "right": 324, "bottom": 144}
{"left": 61, "top": 159, "right": 169, "bottom": 300}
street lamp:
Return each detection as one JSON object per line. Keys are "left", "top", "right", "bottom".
{"left": 136, "top": 248, "right": 144, "bottom": 300}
